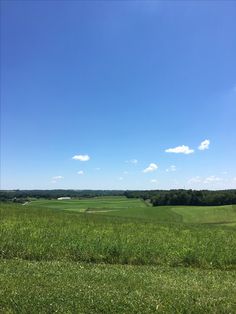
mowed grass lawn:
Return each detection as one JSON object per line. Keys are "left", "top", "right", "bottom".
{"left": 1, "top": 197, "right": 236, "bottom": 313}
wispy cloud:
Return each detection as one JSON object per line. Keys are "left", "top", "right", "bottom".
{"left": 187, "top": 175, "right": 236, "bottom": 188}
{"left": 52, "top": 175, "right": 63, "bottom": 180}
{"left": 72, "top": 154, "right": 90, "bottom": 161}
{"left": 166, "top": 165, "right": 176, "bottom": 172}
{"left": 143, "top": 163, "right": 158, "bottom": 173}
{"left": 95, "top": 167, "right": 101, "bottom": 171}
{"left": 51, "top": 175, "right": 64, "bottom": 184}
{"left": 188, "top": 175, "right": 223, "bottom": 185}
{"left": 165, "top": 145, "right": 194, "bottom": 154}
{"left": 118, "top": 177, "right": 124, "bottom": 181}
{"left": 198, "top": 139, "right": 210, "bottom": 151}
{"left": 125, "top": 159, "right": 138, "bottom": 164}
{"left": 77, "top": 170, "right": 84, "bottom": 175}
{"left": 150, "top": 179, "right": 158, "bottom": 183}
{"left": 204, "top": 176, "right": 221, "bottom": 183}
{"left": 188, "top": 176, "right": 201, "bottom": 184}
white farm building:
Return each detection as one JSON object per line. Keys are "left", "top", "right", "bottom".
{"left": 57, "top": 197, "right": 71, "bottom": 200}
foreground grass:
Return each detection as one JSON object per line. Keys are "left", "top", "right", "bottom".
{"left": 1, "top": 201, "right": 236, "bottom": 313}
{"left": 1, "top": 203, "right": 236, "bottom": 268}
{"left": 1, "top": 259, "right": 236, "bottom": 314}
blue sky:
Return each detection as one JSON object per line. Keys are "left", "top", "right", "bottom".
{"left": 1, "top": 0, "right": 236, "bottom": 190}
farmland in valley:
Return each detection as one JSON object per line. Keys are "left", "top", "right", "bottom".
{"left": 31, "top": 196, "right": 236, "bottom": 224}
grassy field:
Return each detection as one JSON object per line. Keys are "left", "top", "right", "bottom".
{"left": 1, "top": 197, "right": 236, "bottom": 313}
{"left": 30, "top": 196, "right": 236, "bottom": 224}
{"left": 30, "top": 196, "right": 148, "bottom": 212}
{"left": 1, "top": 260, "right": 235, "bottom": 314}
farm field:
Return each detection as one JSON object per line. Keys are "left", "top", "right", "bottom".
{"left": 30, "top": 196, "right": 236, "bottom": 225}
{"left": 1, "top": 197, "right": 236, "bottom": 313}
{"left": 30, "top": 196, "right": 148, "bottom": 213}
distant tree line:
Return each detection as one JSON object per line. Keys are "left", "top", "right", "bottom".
{"left": 124, "top": 189, "right": 236, "bottom": 206}
{"left": 1, "top": 189, "right": 236, "bottom": 206}
{"left": 0, "top": 190, "right": 124, "bottom": 202}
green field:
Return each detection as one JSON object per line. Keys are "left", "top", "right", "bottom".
{"left": 30, "top": 196, "right": 148, "bottom": 213}
{"left": 30, "top": 196, "right": 236, "bottom": 224}
{"left": 1, "top": 197, "right": 236, "bottom": 313}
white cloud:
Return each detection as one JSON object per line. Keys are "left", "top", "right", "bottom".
{"left": 126, "top": 159, "right": 138, "bottom": 164}
{"left": 77, "top": 170, "right": 84, "bottom": 175}
{"left": 166, "top": 165, "right": 176, "bottom": 172}
{"left": 165, "top": 145, "right": 194, "bottom": 154}
{"left": 150, "top": 179, "right": 158, "bottom": 183}
{"left": 188, "top": 175, "right": 224, "bottom": 186}
{"left": 187, "top": 175, "right": 236, "bottom": 188}
{"left": 118, "top": 177, "right": 124, "bottom": 181}
{"left": 198, "top": 139, "right": 210, "bottom": 151}
{"left": 143, "top": 163, "right": 158, "bottom": 173}
{"left": 72, "top": 154, "right": 90, "bottom": 161}
{"left": 204, "top": 176, "right": 221, "bottom": 183}
{"left": 188, "top": 176, "right": 201, "bottom": 184}
{"left": 51, "top": 175, "right": 63, "bottom": 184}
{"left": 52, "top": 176, "right": 63, "bottom": 180}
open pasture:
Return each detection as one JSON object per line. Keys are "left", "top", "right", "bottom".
{"left": 31, "top": 196, "right": 147, "bottom": 213}
{"left": 1, "top": 198, "right": 236, "bottom": 313}
{"left": 1, "top": 200, "right": 236, "bottom": 268}
{"left": 30, "top": 197, "right": 236, "bottom": 225}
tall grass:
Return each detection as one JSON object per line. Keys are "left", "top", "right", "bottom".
{"left": 1, "top": 202, "right": 236, "bottom": 313}
{"left": 1, "top": 203, "right": 235, "bottom": 269}
{"left": 1, "top": 260, "right": 236, "bottom": 314}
